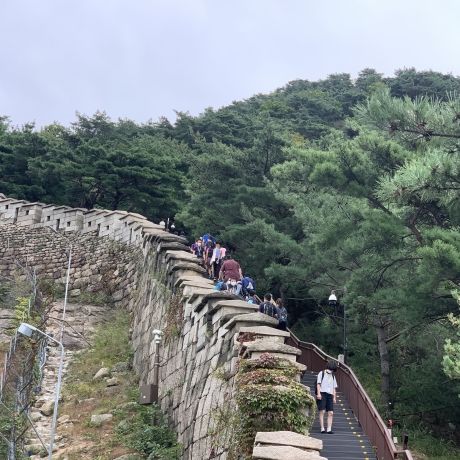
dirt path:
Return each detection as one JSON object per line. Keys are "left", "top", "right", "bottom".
{"left": 24, "top": 300, "right": 108, "bottom": 459}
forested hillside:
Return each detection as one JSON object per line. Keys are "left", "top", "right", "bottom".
{"left": 1, "top": 67, "right": 460, "bottom": 455}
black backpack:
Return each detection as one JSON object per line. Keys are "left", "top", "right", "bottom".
{"left": 262, "top": 302, "right": 276, "bottom": 318}
{"left": 278, "top": 307, "right": 288, "bottom": 322}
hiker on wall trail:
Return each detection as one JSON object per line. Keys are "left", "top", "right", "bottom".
{"left": 219, "top": 253, "right": 243, "bottom": 282}
{"left": 258, "top": 293, "right": 278, "bottom": 319}
{"left": 204, "top": 239, "right": 215, "bottom": 278}
{"left": 226, "top": 278, "right": 239, "bottom": 295}
{"left": 238, "top": 274, "right": 256, "bottom": 297}
{"left": 246, "top": 290, "right": 260, "bottom": 305}
{"left": 210, "top": 242, "right": 224, "bottom": 280}
{"left": 316, "top": 360, "right": 338, "bottom": 434}
{"left": 190, "top": 238, "right": 204, "bottom": 258}
{"left": 275, "top": 298, "right": 288, "bottom": 330}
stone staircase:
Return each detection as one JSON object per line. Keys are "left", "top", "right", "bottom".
{"left": 24, "top": 300, "right": 107, "bottom": 459}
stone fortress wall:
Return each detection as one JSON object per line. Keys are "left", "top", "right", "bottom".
{"left": 0, "top": 193, "right": 322, "bottom": 460}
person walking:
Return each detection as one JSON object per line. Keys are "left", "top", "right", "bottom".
{"left": 258, "top": 293, "right": 278, "bottom": 319}
{"left": 210, "top": 242, "right": 223, "bottom": 280}
{"left": 219, "top": 253, "right": 243, "bottom": 282}
{"left": 316, "top": 360, "right": 338, "bottom": 434}
{"left": 190, "top": 239, "right": 204, "bottom": 258}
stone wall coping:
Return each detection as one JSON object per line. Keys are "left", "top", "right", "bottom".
{"left": 193, "top": 291, "right": 241, "bottom": 313}
{"left": 208, "top": 299, "right": 258, "bottom": 314}
{"left": 224, "top": 312, "right": 278, "bottom": 330}
{"left": 119, "top": 214, "right": 147, "bottom": 221}
{"left": 165, "top": 250, "right": 197, "bottom": 261}
{"left": 244, "top": 356, "right": 307, "bottom": 372}
{"left": 104, "top": 210, "right": 129, "bottom": 217}
{"left": 63, "top": 208, "right": 86, "bottom": 213}
{"left": 141, "top": 222, "right": 164, "bottom": 230}
{"left": 243, "top": 340, "right": 302, "bottom": 356}
{"left": 156, "top": 242, "right": 190, "bottom": 252}
{"left": 184, "top": 287, "right": 215, "bottom": 302}
{"left": 254, "top": 431, "right": 322, "bottom": 451}
{"left": 252, "top": 445, "right": 326, "bottom": 460}
{"left": 143, "top": 228, "right": 169, "bottom": 235}
{"left": 84, "top": 209, "right": 109, "bottom": 215}
{"left": 169, "top": 262, "right": 207, "bottom": 275}
{"left": 20, "top": 202, "right": 44, "bottom": 208}
{"left": 153, "top": 234, "right": 188, "bottom": 244}
{"left": 238, "top": 326, "right": 290, "bottom": 338}
{"left": 175, "top": 278, "right": 215, "bottom": 289}
{"left": 127, "top": 220, "right": 146, "bottom": 229}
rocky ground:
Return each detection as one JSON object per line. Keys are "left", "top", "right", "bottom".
{"left": 23, "top": 299, "right": 138, "bottom": 460}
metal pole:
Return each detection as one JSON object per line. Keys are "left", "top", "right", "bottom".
{"left": 151, "top": 336, "right": 161, "bottom": 425}
{"left": 152, "top": 340, "right": 160, "bottom": 387}
{"left": 60, "top": 245, "right": 72, "bottom": 342}
{"left": 19, "top": 326, "right": 65, "bottom": 460}
{"left": 48, "top": 341, "right": 64, "bottom": 459}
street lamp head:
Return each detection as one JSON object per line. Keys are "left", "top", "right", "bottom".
{"left": 18, "top": 323, "right": 37, "bottom": 338}
{"left": 152, "top": 329, "right": 163, "bottom": 343}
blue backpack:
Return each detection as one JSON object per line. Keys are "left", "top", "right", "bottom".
{"left": 242, "top": 276, "right": 255, "bottom": 292}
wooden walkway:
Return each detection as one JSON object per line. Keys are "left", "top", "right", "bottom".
{"left": 302, "top": 371, "right": 376, "bottom": 460}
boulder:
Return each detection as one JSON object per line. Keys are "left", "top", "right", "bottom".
{"left": 39, "top": 399, "right": 54, "bottom": 416}
{"left": 106, "top": 377, "right": 119, "bottom": 387}
{"left": 90, "top": 413, "right": 113, "bottom": 426}
{"left": 93, "top": 367, "right": 110, "bottom": 380}
{"left": 58, "top": 414, "right": 70, "bottom": 424}
{"left": 30, "top": 411, "right": 42, "bottom": 422}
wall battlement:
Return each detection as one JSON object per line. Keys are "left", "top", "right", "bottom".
{"left": 0, "top": 194, "right": 321, "bottom": 460}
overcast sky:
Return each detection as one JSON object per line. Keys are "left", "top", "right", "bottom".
{"left": 1, "top": 0, "right": 459, "bottom": 127}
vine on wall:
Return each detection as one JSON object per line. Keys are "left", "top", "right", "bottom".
{"left": 234, "top": 353, "right": 316, "bottom": 458}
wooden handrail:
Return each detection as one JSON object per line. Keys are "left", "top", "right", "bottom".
{"left": 288, "top": 330, "right": 413, "bottom": 460}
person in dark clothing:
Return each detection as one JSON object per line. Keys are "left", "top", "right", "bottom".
{"left": 190, "top": 239, "right": 204, "bottom": 258}
{"left": 276, "top": 298, "right": 288, "bottom": 330}
{"left": 258, "top": 293, "right": 278, "bottom": 319}
{"left": 246, "top": 289, "right": 260, "bottom": 305}
{"left": 238, "top": 274, "right": 255, "bottom": 297}
{"left": 211, "top": 242, "right": 223, "bottom": 280}
{"left": 219, "top": 254, "right": 243, "bottom": 282}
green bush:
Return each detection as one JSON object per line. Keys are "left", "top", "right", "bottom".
{"left": 234, "top": 353, "right": 316, "bottom": 458}
{"left": 115, "top": 403, "right": 181, "bottom": 459}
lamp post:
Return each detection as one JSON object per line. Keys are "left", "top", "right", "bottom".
{"left": 328, "top": 288, "right": 347, "bottom": 363}
{"left": 18, "top": 323, "right": 64, "bottom": 460}
{"left": 159, "top": 219, "right": 174, "bottom": 232}
{"left": 152, "top": 329, "right": 163, "bottom": 398}
{"left": 151, "top": 329, "right": 163, "bottom": 426}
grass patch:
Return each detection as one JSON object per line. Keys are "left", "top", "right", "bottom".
{"left": 69, "top": 290, "right": 114, "bottom": 306}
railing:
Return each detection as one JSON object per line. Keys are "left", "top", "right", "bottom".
{"left": 287, "top": 332, "right": 413, "bottom": 460}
